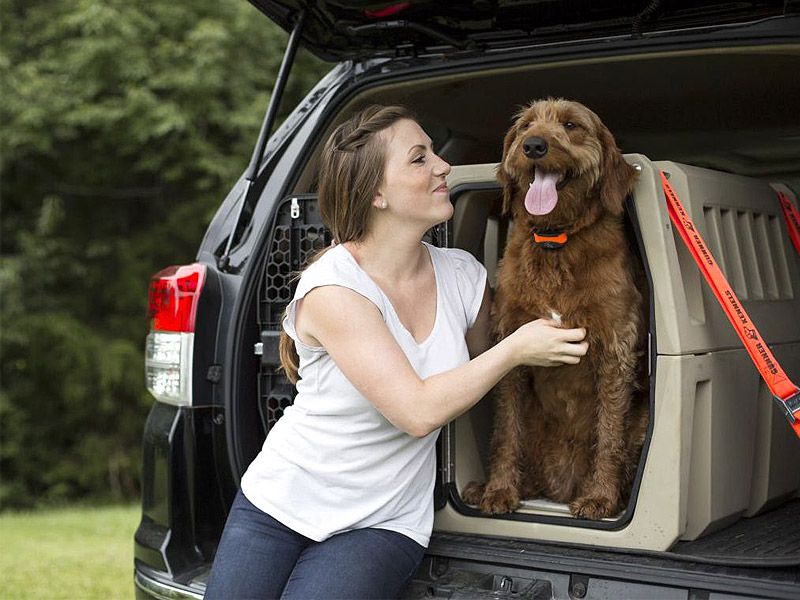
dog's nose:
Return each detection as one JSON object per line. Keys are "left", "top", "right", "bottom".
{"left": 523, "top": 137, "right": 548, "bottom": 159}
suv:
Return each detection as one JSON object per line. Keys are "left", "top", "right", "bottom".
{"left": 134, "top": 2, "right": 800, "bottom": 599}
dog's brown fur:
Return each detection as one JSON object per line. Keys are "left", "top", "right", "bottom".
{"left": 462, "top": 99, "right": 649, "bottom": 520}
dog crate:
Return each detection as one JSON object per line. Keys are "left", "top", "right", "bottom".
{"left": 435, "top": 157, "right": 800, "bottom": 551}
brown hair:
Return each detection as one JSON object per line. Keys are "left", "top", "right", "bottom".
{"left": 279, "top": 105, "right": 417, "bottom": 383}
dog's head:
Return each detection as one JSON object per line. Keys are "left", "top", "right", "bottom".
{"left": 497, "top": 98, "right": 637, "bottom": 228}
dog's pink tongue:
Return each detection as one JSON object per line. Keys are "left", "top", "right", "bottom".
{"left": 524, "top": 168, "right": 559, "bottom": 215}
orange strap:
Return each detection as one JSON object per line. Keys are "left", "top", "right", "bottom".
{"left": 777, "top": 190, "right": 800, "bottom": 255}
{"left": 660, "top": 172, "right": 800, "bottom": 438}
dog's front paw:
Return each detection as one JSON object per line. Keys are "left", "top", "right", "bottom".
{"left": 570, "top": 494, "right": 619, "bottom": 520}
{"left": 479, "top": 485, "right": 521, "bottom": 514}
{"left": 461, "top": 481, "right": 485, "bottom": 505}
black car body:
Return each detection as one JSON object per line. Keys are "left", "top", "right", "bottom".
{"left": 135, "top": 2, "right": 800, "bottom": 598}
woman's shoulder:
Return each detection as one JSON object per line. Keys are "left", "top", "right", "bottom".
{"left": 296, "top": 245, "right": 386, "bottom": 313}
{"left": 300, "top": 244, "right": 359, "bottom": 281}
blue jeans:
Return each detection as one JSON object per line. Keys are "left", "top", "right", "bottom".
{"left": 204, "top": 490, "right": 425, "bottom": 600}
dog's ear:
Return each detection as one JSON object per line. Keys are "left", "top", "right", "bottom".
{"left": 497, "top": 120, "right": 520, "bottom": 216}
{"left": 597, "top": 121, "right": 637, "bottom": 216}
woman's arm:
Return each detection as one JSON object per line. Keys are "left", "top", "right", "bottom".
{"left": 296, "top": 285, "right": 587, "bottom": 438}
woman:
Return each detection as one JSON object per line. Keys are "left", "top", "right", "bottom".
{"left": 204, "top": 105, "right": 588, "bottom": 599}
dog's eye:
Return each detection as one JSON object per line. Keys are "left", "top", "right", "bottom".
{"left": 564, "top": 121, "right": 578, "bottom": 130}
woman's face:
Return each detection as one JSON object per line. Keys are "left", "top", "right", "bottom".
{"left": 376, "top": 119, "right": 453, "bottom": 228}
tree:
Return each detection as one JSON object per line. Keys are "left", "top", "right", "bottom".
{"left": 0, "top": 0, "right": 330, "bottom": 508}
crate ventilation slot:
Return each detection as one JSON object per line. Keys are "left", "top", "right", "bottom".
{"left": 702, "top": 206, "right": 794, "bottom": 301}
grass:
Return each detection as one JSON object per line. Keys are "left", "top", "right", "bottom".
{"left": 0, "top": 503, "right": 140, "bottom": 600}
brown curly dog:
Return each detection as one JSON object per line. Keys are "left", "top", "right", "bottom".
{"left": 463, "top": 98, "right": 649, "bottom": 520}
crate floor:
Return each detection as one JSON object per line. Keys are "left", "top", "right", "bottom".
{"left": 669, "top": 498, "right": 800, "bottom": 566}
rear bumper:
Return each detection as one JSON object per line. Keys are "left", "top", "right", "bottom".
{"left": 134, "top": 566, "right": 204, "bottom": 600}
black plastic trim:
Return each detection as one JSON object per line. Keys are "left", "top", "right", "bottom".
{"left": 349, "top": 17, "right": 800, "bottom": 84}
{"left": 191, "top": 264, "right": 222, "bottom": 408}
{"left": 246, "top": 1, "right": 793, "bottom": 61}
{"left": 426, "top": 532, "right": 800, "bottom": 599}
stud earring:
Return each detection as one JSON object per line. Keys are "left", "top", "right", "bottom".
{"left": 380, "top": 200, "right": 388, "bottom": 209}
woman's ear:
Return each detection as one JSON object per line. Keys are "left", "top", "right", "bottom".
{"left": 597, "top": 121, "right": 637, "bottom": 216}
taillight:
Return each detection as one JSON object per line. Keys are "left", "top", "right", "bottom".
{"left": 145, "top": 263, "right": 206, "bottom": 406}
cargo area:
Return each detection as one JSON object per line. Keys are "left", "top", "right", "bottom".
{"left": 249, "top": 43, "right": 800, "bottom": 569}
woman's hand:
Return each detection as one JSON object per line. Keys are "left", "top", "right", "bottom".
{"left": 506, "top": 319, "right": 588, "bottom": 367}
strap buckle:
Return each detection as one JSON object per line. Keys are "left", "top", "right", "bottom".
{"left": 774, "top": 389, "right": 800, "bottom": 424}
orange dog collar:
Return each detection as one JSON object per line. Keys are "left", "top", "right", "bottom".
{"left": 532, "top": 229, "right": 568, "bottom": 249}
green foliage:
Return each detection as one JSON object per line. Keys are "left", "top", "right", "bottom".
{"left": 0, "top": 0, "right": 331, "bottom": 508}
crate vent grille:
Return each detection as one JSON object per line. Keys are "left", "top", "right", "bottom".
{"left": 702, "top": 206, "right": 794, "bottom": 301}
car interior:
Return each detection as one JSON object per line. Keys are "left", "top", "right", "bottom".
{"left": 254, "top": 42, "right": 800, "bottom": 560}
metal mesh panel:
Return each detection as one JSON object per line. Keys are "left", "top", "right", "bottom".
{"left": 263, "top": 226, "right": 293, "bottom": 303}
{"left": 257, "top": 372, "right": 295, "bottom": 435}
{"left": 257, "top": 196, "right": 330, "bottom": 437}
{"left": 259, "top": 221, "right": 330, "bottom": 326}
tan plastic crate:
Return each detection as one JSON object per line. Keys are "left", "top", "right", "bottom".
{"left": 438, "top": 158, "right": 800, "bottom": 550}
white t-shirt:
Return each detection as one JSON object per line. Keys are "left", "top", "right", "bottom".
{"left": 241, "top": 242, "right": 486, "bottom": 547}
